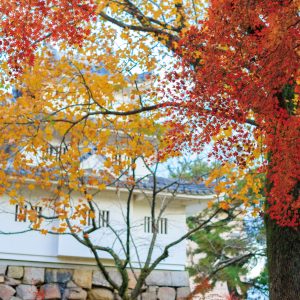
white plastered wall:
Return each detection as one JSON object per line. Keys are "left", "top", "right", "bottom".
{"left": 0, "top": 186, "right": 204, "bottom": 271}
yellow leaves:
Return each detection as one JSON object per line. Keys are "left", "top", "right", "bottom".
{"left": 40, "top": 229, "right": 48, "bottom": 235}
{"left": 206, "top": 161, "right": 265, "bottom": 215}
{"left": 52, "top": 223, "right": 67, "bottom": 233}
{"left": 224, "top": 127, "right": 232, "bottom": 137}
{"left": 251, "top": 207, "right": 261, "bottom": 217}
{"left": 82, "top": 147, "right": 91, "bottom": 154}
{"left": 212, "top": 126, "right": 233, "bottom": 142}
{"left": 80, "top": 219, "right": 87, "bottom": 225}
{"left": 58, "top": 214, "right": 66, "bottom": 220}
{"left": 9, "top": 199, "right": 17, "bottom": 205}
{"left": 8, "top": 190, "right": 17, "bottom": 198}
{"left": 85, "top": 194, "right": 93, "bottom": 201}
{"left": 44, "top": 126, "right": 53, "bottom": 140}
{"left": 217, "top": 44, "right": 229, "bottom": 51}
{"left": 0, "top": 9, "right": 186, "bottom": 230}
{"left": 57, "top": 227, "right": 67, "bottom": 233}
{"left": 89, "top": 211, "right": 95, "bottom": 219}
{"left": 252, "top": 148, "right": 261, "bottom": 159}
{"left": 28, "top": 184, "right": 35, "bottom": 191}
{"left": 17, "top": 213, "right": 26, "bottom": 222}
{"left": 82, "top": 140, "right": 90, "bottom": 147}
{"left": 207, "top": 200, "right": 214, "bottom": 208}
{"left": 98, "top": 183, "right": 106, "bottom": 190}
{"left": 219, "top": 201, "right": 230, "bottom": 210}
{"left": 104, "top": 159, "right": 112, "bottom": 169}
{"left": 120, "top": 31, "right": 130, "bottom": 41}
{"left": 31, "top": 223, "right": 39, "bottom": 229}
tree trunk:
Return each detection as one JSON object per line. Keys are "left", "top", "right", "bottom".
{"left": 265, "top": 215, "right": 300, "bottom": 299}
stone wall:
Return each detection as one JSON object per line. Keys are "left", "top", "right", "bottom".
{"left": 0, "top": 265, "right": 190, "bottom": 300}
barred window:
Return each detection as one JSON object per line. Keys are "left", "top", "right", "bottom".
{"left": 99, "top": 210, "right": 110, "bottom": 227}
{"left": 15, "top": 205, "right": 42, "bottom": 222}
{"left": 159, "top": 218, "right": 168, "bottom": 234}
{"left": 86, "top": 212, "right": 93, "bottom": 226}
{"left": 46, "top": 144, "right": 68, "bottom": 159}
{"left": 34, "top": 206, "right": 43, "bottom": 215}
{"left": 144, "top": 217, "right": 168, "bottom": 234}
{"left": 86, "top": 210, "right": 110, "bottom": 227}
{"left": 144, "top": 216, "right": 151, "bottom": 233}
{"left": 15, "top": 204, "right": 27, "bottom": 222}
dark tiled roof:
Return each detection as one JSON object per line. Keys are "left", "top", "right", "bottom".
{"left": 5, "top": 165, "right": 214, "bottom": 196}
{"left": 137, "top": 176, "right": 214, "bottom": 196}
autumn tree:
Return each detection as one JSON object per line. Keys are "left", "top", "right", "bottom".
{"left": 169, "top": 158, "right": 267, "bottom": 299}
{"left": 0, "top": 1, "right": 299, "bottom": 299}
{"left": 0, "top": 45, "right": 222, "bottom": 300}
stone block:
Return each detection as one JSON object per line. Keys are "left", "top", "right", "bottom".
{"left": 5, "top": 276, "right": 21, "bottom": 286}
{"left": 88, "top": 288, "right": 114, "bottom": 300}
{"left": 176, "top": 287, "right": 191, "bottom": 300}
{"left": 67, "top": 280, "right": 79, "bottom": 288}
{"left": 170, "top": 272, "right": 189, "bottom": 287}
{"left": 157, "top": 287, "right": 176, "bottom": 300}
{"left": 16, "top": 284, "right": 38, "bottom": 300}
{"left": 45, "top": 268, "right": 73, "bottom": 284}
{"left": 107, "top": 269, "right": 122, "bottom": 287}
{"left": 73, "top": 269, "right": 92, "bottom": 289}
{"left": 0, "top": 275, "right": 4, "bottom": 283}
{"left": 92, "top": 270, "right": 109, "bottom": 287}
{"left": 23, "top": 267, "right": 44, "bottom": 285}
{"left": 145, "top": 271, "right": 172, "bottom": 287}
{"left": 7, "top": 266, "right": 24, "bottom": 279}
{"left": 40, "top": 283, "right": 61, "bottom": 300}
{"left": 0, "top": 265, "right": 7, "bottom": 275}
{"left": 64, "top": 287, "right": 87, "bottom": 300}
{"left": 141, "top": 291, "right": 156, "bottom": 300}
{"left": 148, "top": 286, "right": 158, "bottom": 293}
{"left": 92, "top": 269, "right": 122, "bottom": 288}
{"left": 127, "top": 270, "right": 139, "bottom": 289}
{"left": 0, "top": 284, "right": 16, "bottom": 300}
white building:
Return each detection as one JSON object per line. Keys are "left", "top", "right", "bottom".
{"left": 0, "top": 75, "right": 216, "bottom": 299}
{"left": 0, "top": 170, "right": 214, "bottom": 271}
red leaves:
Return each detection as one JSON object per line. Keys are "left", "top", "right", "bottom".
{"left": 266, "top": 116, "right": 300, "bottom": 227}
{"left": 0, "top": 0, "right": 96, "bottom": 72}
{"left": 167, "top": 0, "right": 300, "bottom": 226}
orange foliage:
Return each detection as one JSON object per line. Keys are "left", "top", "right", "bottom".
{"left": 0, "top": 0, "right": 96, "bottom": 71}
{"left": 0, "top": 0, "right": 299, "bottom": 228}
{"left": 166, "top": 0, "right": 300, "bottom": 226}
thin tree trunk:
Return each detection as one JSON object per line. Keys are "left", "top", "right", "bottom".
{"left": 265, "top": 215, "right": 300, "bottom": 300}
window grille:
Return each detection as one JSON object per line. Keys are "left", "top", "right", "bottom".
{"left": 87, "top": 213, "right": 92, "bottom": 226}
{"left": 144, "top": 216, "right": 151, "bottom": 233}
{"left": 15, "top": 204, "right": 27, "bottom": 222}
{"left": 15, "top": 205, "right": 42, "bottom": 222}
{"left": 46, "top": 144, "right": 68, "bottom": 159}
{"left": 144, "top": 217, "right": 168, "bottom": 234}
{"left": 86, "top": 211, "right": 94, "bottom": 226}
{"left": 86, "top": 210, "right": 109, "bottom": 227}
{"left": 34, "top": 206, "right": 43, "bottom": 215}
{"left": 99, "top": 210, "right": 110, "bottom": 227}
{"left": 159, "top": 218, "right": 168, "bottom": 234}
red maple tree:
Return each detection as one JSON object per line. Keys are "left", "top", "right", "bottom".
{"left": 167, "top": 0, "right": 300, "bottom": 227}
{"left": 0, "top": 0, "right": 95, "bottom": 71}
{"left": 165, "top": 2, "right": 299, "bottom": 298}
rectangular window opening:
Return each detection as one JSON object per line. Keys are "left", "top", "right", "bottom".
{"left": 47, "top": 144, "right": 69, "bottom": 160}
{"left": 15, "top": 204, "right": 27, "bottom": 222}
{"left": 15, "top": 205, "right": 43, "bottom": 223}
{"left": 144, "top": 217, "right": 168, "bottom": 234}
{"left": 99, "top": 210, "right": 110, "bottom": 227}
